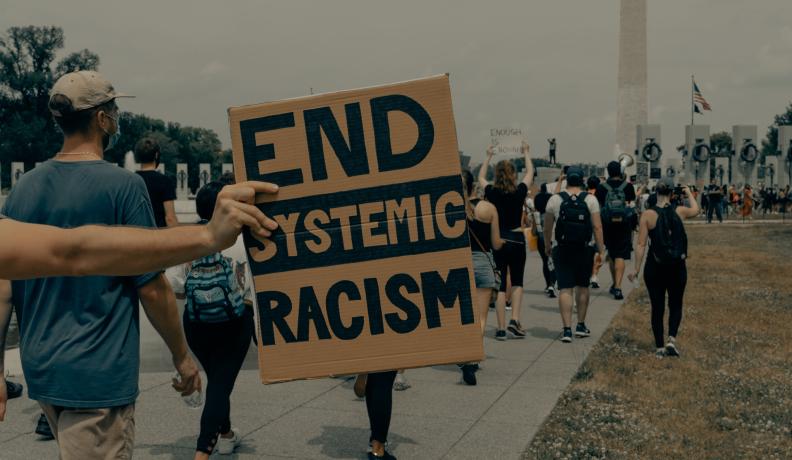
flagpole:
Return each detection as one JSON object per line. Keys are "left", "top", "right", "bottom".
{"left": 691, "top": 75, "right": 695, "bottom": 127}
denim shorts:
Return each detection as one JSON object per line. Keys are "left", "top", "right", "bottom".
{"left": 472, "top": 251, "right": 499, "bottom": 289}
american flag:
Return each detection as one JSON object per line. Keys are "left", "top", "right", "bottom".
{"left": 693, "top": 80, "right": 712, "bottom": 113}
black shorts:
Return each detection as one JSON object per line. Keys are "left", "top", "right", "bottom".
{"left": 552, "top": 245, "right": 594, "bottom": 290}
{"left": 493, "top": 231, "right": 526, "bottom": 292}
{"left": 603, "top": 225, "right": 633, "bottom": 260}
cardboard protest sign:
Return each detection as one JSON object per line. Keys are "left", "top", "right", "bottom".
{"left": 228, "top": 75, "right": 483, "bottom": 383}
{"left": 489, "top": 127, "right": 525, "bottom": 155}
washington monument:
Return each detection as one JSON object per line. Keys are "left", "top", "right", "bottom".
{"left": 616, "top": 0, "right": 648, "bottom": 162}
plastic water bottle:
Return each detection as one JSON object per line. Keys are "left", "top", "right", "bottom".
{"left": 174, "top": 372, "right": 204, "bottom": 409}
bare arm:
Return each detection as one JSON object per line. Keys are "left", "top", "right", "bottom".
{"left": 0, "top": 182, "right": 278, "bottom": 280}
{"left": 485, "top": 205, "right": 504, "bottom": 251}
{"left": 163, "top": 200, "right": 179, "bottom": 227}
{"left": 521, "top": 142, "right": 534, "bottom": 187}
{"left": 553, "top": 174, "right": 564, "bottom": 194}
{"left": 629, "top": 213, "right": 651, "bottom": 281}
{"left": 591, "top": 211, "right": 605, "bottom": 255}
{"left": 676, "top": 186, "right": 700, "bottom": 219}
{"left": 138, "top": 274, "right": 201, "bottom": 397}
{"left": 0, "top": 280, "right": 11, "bottom": 421}
{"left": 478, "top": 145, "right": 495, "bottom": 189}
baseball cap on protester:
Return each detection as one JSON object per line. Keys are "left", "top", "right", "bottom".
{"left": 566, "top": 166, "right": 585, "bottom": 187}
{"left": 48, "top": 71, "right": 133, "bottom": 116}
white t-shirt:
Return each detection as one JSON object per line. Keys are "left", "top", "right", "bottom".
{"left": 545, "top": 190, "right": 600, "bottom": 246}
{"left": 166, "top": 234, "right": 255, "bottom": 304}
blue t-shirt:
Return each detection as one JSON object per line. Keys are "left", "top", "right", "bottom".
{"left": 2, "top": 160, "right": 160, "bottom": 408}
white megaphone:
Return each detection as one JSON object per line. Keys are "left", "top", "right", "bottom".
{"left": 618, "top": 153, "right": 634, "bottom": 174}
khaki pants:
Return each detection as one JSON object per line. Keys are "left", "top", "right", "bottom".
{"left": 39, "top": 402, "right": 135, "bottom": 460}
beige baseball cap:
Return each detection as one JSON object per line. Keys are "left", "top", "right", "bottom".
{"left": 49, "top": 70, "right": 133, "bottom": 116}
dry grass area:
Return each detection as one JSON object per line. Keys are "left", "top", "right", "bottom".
{"left": 525, "top": 224, "right": 792, "bottom": 459}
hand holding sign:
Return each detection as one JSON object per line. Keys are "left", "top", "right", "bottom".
{"left": 205, "top": 181, "right": 280, "bottom": 253}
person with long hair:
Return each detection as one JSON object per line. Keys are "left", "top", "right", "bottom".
{"left": 741, "top": 184, "right": 753, "bottom": 219}
{"left": 477, "top": 142, "right": 534, "bottom": 340}
{"left": 461, "top": 169, "right": 504, "bottom": 383}
{"left": 628, "top": 178, "right": 699, "bottom": 358}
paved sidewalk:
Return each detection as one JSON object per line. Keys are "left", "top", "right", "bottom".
{"left": 0, "top": 252, "right": 634, "bottom": 459}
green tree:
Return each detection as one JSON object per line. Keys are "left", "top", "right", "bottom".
{"left": 0, "top": 26, "right": 100, "bottom": 186}
{"left": 762, "top": 102, "right": 792, "bottom": 157}
{"left": 111, "top": 113, "right": 225, "bottom": 192}
{"left": 710, "top": 131, "right": 732, "bottom": 156}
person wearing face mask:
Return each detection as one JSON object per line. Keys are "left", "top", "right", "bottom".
{"left": 135, "top": 137, "right": 178, "bottom": 227}
{"left": 0, "top": 70, "right": 202, "bottom": 459}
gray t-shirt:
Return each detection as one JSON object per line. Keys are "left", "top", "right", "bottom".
{"left": 3, "top": 160, "right": 159, "bottom": 408}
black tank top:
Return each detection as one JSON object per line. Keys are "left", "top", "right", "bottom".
{"left": 468, "top": 199, "right": 492, "bottom": 252}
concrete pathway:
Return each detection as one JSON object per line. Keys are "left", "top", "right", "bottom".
{"left": 0, "top": 252, "right": 633, "bottom": 459}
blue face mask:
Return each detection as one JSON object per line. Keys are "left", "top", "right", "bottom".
{"left": 102, "top": 113, "right": 121, "bottom": 152}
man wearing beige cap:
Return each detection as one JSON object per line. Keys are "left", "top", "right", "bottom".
{"left": 1, "top": 70, "right": 207, "bottom": 459}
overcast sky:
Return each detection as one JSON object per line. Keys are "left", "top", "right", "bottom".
{"left": 2, "top": 0, "right": 791, "bottom": 165}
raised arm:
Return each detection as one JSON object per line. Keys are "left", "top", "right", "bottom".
{"left": 521, "top": 142, "right": 534, "bottom": 188}
{"left": 676, "top": 186, "right": 700, "bottom": 219}
{"left": 478, "top": 145, "right": 495, "bottom": 189}
{"left": 0, "top": 181, "right": 279, "bottom": 280}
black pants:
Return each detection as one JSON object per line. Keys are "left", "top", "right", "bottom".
{"left": 536, "top": 233, "right": 556, "bottom": 287}
{"left": 494, "top": 231, "right": 526, "bottom": 291}
{"left": 366, "top": 371, "right": 398, "bottom": 444}
{"left": 707, "top": 201, "right": 723, "bottom": 223}
{"left": 183, "top": 308, "right": 253, "bottom": 454}
{"left": 643, "top": 258, "right": 687, "bottom": 348}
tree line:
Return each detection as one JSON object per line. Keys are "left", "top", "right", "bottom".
{"left": 0, "top": 25, "right": 230, "bottom": 192}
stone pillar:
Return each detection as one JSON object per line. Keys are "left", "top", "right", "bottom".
{"left": 617, "top": 0, "right": 648, "bottom": 177}
{"left": 199, "top": 163, "right": 211, "bottom": 189}
{"left": 733, "top": 125, "right": 759, "bottom": 187}
{"left": 176, "top": 163, "right": 189, "bottom": 199}
{"left": 636, "top": 124, "right": 661, "bottom": 180}
{"left": 685, "top": 125, "right": 710, "bottom": 186}
{"left": 11, "top": 162, "right": 24, "bottom": 188}
{"left": 778, "top": 126, "right": 792, "bottom": 189}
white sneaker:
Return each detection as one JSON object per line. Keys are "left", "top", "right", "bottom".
{"left": 216, "top": 429, "right": 241, "bottom": 455}
{"left": 393, "top": 373, "right": 411, "bottom": 391}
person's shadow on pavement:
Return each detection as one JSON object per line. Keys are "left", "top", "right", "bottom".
{"left": 308, "top": 426, "right": 416, "bottom": 459}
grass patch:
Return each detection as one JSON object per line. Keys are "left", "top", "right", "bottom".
{"left": 524, "top": 224, "right": 792, "bottom": 459}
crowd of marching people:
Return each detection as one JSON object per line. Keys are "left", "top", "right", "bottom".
{"left": 0, "top": 70, "right": 704, "bottom": 460}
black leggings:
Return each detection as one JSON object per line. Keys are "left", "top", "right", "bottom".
{"left": 643, "top": 258, "right": 687, "bottom": 348}
{"left": 536, "top": 233, "right": 556, "bottom": 288}
{"left": 183, "top": 308, "right": 253, "bottom": 454}
{"left": 366, "top": 371, "right": 398, "bottom": 444}
{"left": 494, "top": 232, "right": 526, "bottom": 291}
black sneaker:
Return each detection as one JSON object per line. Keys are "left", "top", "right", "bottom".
{"left": 609, "top": 285, "right": 617, "bottom": 297}
{"left": 461, "top": 364, "right": 477, "bottom": 386}
{"left": 35, "top": 413, "right": 54, "bottom": 440}
{"left": 505, "top": 300, "right": 512, "bottom": 311}
{"left": 665, "top": 341, "right": 680, "bottom": 357}
{"left": 613, "top": 288, "right": 624, "bottom": 300}
{"left": 545, "top": 286, "right": 557, "bottom": 298}
{"left": 590, "top": 281, "right": 600, "bottom": 289}
{"left": 368, "top": 450, "right": 397, "bottom": 460}
{"left": 561, "top": 328, "right": 573, "bottom": 343}
{"left": 507, "top": 320, "right": 526, "bottom": 339}
{"left": 574, "top": 323, "right": 591, "bottom": 338}
{"left": 5, "top": 380, "right": 23, "bottom": 400}
{"left": 495, "top": 330, "right": 507, "bottom": 341}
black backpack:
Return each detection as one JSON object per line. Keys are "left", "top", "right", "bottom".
{"left": 601, "top": 181, "right": 634, "bottom": 225}
{"left": 555, "top": 192, "right": 593, "bottom": 246}
{"left": 651, "top": 205, "right": 688, "bottom": 264}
